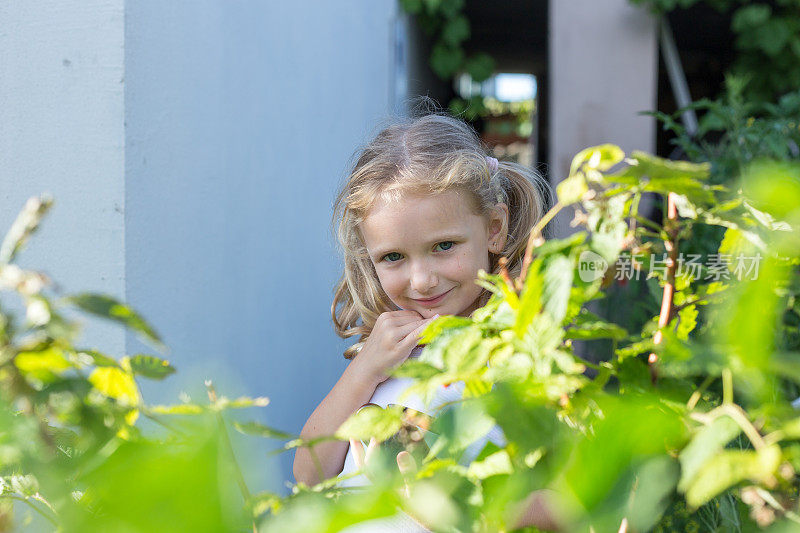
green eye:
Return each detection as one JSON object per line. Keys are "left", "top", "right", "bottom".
{"left": 435, "top": 241, "right": 454, "bottom": 251}
{"left": 383, "top": 252, "right": 402, "bottom": 262}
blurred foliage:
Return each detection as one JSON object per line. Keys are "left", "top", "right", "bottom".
{"left": 399, "top": 0, "right": 495, "bottom": 84}
{"left": 450, "top": 97, "right": 535, "bottom": 136}
{"left": 630, "top": 0, "right": 800, "bottom": 102}
{"left": 399, "top": 0, "right": 498, "bottom": 120}
{"left": 3, "top": 140, "right": 800, "bottom": 531}
{"left": 0, "top": 197, "right": 273, "bottom": 531}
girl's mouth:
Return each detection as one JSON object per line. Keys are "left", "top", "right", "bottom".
{"left": 412, "top": 288, "right": 452, "bottom": 306}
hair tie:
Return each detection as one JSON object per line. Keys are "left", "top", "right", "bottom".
{"left": 486, "top": 156, "right": 499, "bottom": 173}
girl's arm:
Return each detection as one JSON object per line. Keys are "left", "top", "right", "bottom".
{"left": 293, "top": 356, "right": 380, "bottom": 485}
{"left": 293, "top": 311, "right": 433, "bottom": 486}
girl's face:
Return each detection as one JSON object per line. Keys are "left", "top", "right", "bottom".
{"left": 360, "top": 188, "right": 508, "bottom": 319}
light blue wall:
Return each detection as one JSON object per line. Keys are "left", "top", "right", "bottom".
{"left": 2, "top": 0, "right": 398, "bottom": 496}
{"left": 0, "top": 1, "right": 127, "bottom": 354}
{"left": 124, "top": 1, "right": 398, "bottom": 492}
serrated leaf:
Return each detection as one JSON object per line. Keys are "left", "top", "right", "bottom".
{"left": 67, "top": 294, "right": 162, "bottom": 348}
{"left": 442, "top": 326, "right": 483, "bottom": 372}
{"left": 542, "top": 256, "right": 574, "bottom": 324}
{"left": 335, "top": 404, "right": 403, "bottom": 442}
{"left": 128, "top": 354, "right": 175, "bottom": 380}
{"left": 419, "top": 315, "right": 473, "bottom": 344}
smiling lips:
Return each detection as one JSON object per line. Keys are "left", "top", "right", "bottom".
{"left": 412, "top": 288, "right": 452, "bottom": 306}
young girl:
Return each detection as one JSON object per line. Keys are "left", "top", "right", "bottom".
{"left": 293, "top": 113, "right": 557, "bottom": 529}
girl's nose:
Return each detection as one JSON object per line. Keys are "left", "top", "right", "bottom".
{"left": 409, "top": 261, "right": 438, "bottom": 294}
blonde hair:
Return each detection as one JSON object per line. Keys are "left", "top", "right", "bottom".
{"left": 331, "top": 112, "right": 552, "bottom": 359}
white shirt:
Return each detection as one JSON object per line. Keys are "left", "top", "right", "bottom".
{"left": 338, "top": 345, "right": 506, "bottom": 488}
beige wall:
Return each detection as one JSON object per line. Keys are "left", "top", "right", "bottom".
{"left": 548, "top": 0, "right": 659, "bottom": 236}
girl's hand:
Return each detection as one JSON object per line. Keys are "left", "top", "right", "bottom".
{"left": 350, "top": 438, "right": 429, "bottom": 528}
{"left": 354, "top": 310, "right": 437, "bottom": 386}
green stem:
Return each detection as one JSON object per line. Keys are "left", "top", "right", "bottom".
{"left": 215, "top": 412, "right": 251, "bottom": 502}
{"left": 686, "top": 375, "right": 715, "bottom": 411}
{"left": 722, "top": 368, "right": 733, "bottom": 405}
{"left": 1, "top": 495, "right": 58, "bottom": 527}
{"left": 519, "top": 201, "right": 563, "bottom": 285}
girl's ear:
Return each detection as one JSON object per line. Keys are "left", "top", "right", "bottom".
{"left": 488, "top": 203, "right": 509, "bottom": 253}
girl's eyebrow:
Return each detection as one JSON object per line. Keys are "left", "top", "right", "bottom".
{"left": 371, "top": 233, "right": 466, "bottom": 258}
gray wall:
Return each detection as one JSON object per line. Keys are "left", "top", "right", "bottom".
{"left": 2, "top": 0, "right": 398, "bottom": 494}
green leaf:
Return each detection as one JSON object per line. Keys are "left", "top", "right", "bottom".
{"left": 684, "top": 444, "right": 781, "bottom": 508}
{"left": 678, "top": 416, "right": 741, "bottom": 493}
{"left": 611, "top": 152, "right": 714, "bottom": 205}
{"left": 428, "top": 400, "right": 495, "bottom": 460}
{"left": 88, "top": 365, "right": 139, "bottom": 407}
{"left": 399, "top": 0, "right": 423, "bottom": 14}
{"left": 78, "top": 349, "right": 119, "bottom": 367}
{"left": 391, "top": 359, "right": 442, "bottom": 380}
{"left": 430, "top": 42, "right": 464, "bottom": 80}
{"left": 436, "top": 0, "right": 464, "bottom": 19}
{"left": 675, "top": 305, "right": 698, "bottom": 341}
{"left": 419, "top": 315, "right": 473, "bottom": 344}
{"left": 542, "top": 256, "right": 574, "bottom": 324}
{"left": 149, "top": 404, "right": 205, "bottom": 415}
{"left": 67, "top": 294, "right": 163, "bottom": 348}
{"left": 233, "top": 421, "right": 294, "bottom": 440}
{"left": 14, "top": 347, "right": 72, "bottom": 382}
{"left": 556, "top": 173, "right": 588, "bottom": 205}
{"left": 514, "top": 259, "right": 543, "bottom": 338}
{"left": 441, "top": 15, "right": 469, "bottom": 46}
{"left": 442, "top": 326, "right": 484, "bottom": 372}
{"left": 463, "top": 53, "right": 494, "bottom": 83}
{"left": 128, "top": 354, "right": 175, "bottom": 380}
{"left": 0, "top": 196, "right": 53, "bottom": 264}
{"left": 731, "top": 5, "right": 771, "bottom": 33}
{"left": 569, "top": 144, "right": 625, "bottom": 176}
{"left": 565, "top": 311, "right": 628, "bottom": 341}
{"left": 467, "top": 449, "right": 513, "bottom": 479}
{"left": 335, "top": 404, "right": 404, "bottom": 442}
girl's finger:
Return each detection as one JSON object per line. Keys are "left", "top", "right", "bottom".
{"left": 396, "top": 451, "right": 417, "bottom": 498}
{"left": 400, "top": 315, "right": 439, "bottom": 348}
{"left": 350, "top": 438, "right": 365, "bottom": 469}
{"left": 364, "top": 437, "right": 379, "bottom": 465}
{"left": 396, "top": 450, "right": 417, "bottom": 476}
{"left": 392, "top": 316, "right": 432, "bottom": 341}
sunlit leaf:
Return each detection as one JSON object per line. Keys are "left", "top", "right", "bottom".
{"left": 335, "top": 404, "right": 404, "bottom": 442}
{"left": 88, "top": 366, "right": 139, "bottom": 407}
{"left": 678, "top": 416, "right": 741, "bottom": 493}
{"left": 67, "top": 294, "right": 163, "bottom": 348}
{"left": 684, "top": 445, "right": 781, "bottom": 508}
{"left": 128, "top": 354, "right": 175, "bottom": 380}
